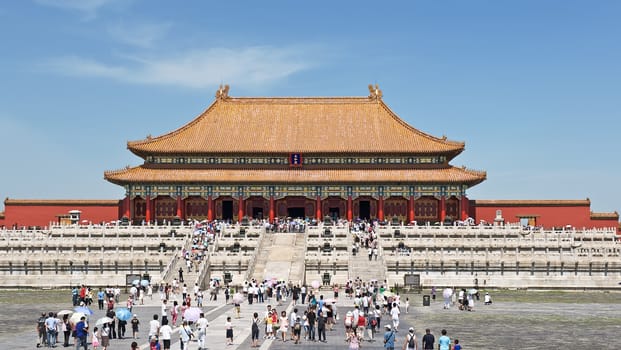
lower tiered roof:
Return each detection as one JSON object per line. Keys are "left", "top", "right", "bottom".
{"left": 104, "top": 166, "right": 486, "bottom": 185}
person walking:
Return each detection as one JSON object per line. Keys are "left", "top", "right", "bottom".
{"left": 97, "top": 289, "right": 105, "bottom": 310}
{"left": 383, "top": 325, "right": 396, "bottom": 350}
{"left": 99, "top": 323, "right": 110, "bottom": 350}
{"left": 422, "top": 329, "right": 435, "bottom": 350}
{"left": 75, "top": 316, "right": 88, "bottom": 350}
{"left": 44, "top": 312, "right": 58, "bottom": 348}
{"left": 91, "top": 327, "right": 100, "bottom": 350}
{"left": 306, "top": 308, "right": 316, "bottom": 341}
{"left": 37, "top": 312, "right": 47, "bottom": 348}
{"left": 251, "top": 312, "right": 261, "bottom": 348}
{"left": 61, "top": 314, "right": 71, "bottom": 347}
{"left": 195, "top": 313, "right": 209, "bottom": 350}
{"left": 148, "top": 314, "right": 160, "bottom": 340}
{"left": 438, "top": 329, "right": 451, "bottom": 350}
{"left": 171, "top": 301, "right": 179, "bottom": 326}
{"left": 348, "top": 331, "right": 361, "bottom": 350}
{"left": 225, "top": 316, "right": 234, "bottom": 345}
{"left": 390, "top": 302, "right": 400, "bottom": 332}
{"left": 278, "top": 310, "right": 288, "bottom": 342}
{"left": 403, "top": 327, "right": 417, "bottom": 350}
{"left": 130, "top": 315, "right": 140, "bottom": 339}
{"left": 159, "top": 319, "right": 172, "bottom": 350}
{"left": 160, "top": 300, "right": 168, "bottom": 325}
{"left": 317, "top": 310, "right": 327, "bottom": 343}
{"left": 179, "top": 320, "right": 193, "bottom": 350}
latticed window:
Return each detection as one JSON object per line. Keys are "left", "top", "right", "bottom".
{"left": 415, "top": 198, "right": 438, "bottom": 219}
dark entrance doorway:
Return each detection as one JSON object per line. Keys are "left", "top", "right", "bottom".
{"left": 252, "top": 207, "right": 263, "bottom": 219}
{"left": 329, "top": 207, "right": 340, "bottom": 220}
{"left": 359, "top": 201, "right": 370, "bottom": 220}
{"left": 222, "top": 200, "right": 233, "bottom": 221}
{"left": 288, "top": 207, "right": 305, "bottom": 219}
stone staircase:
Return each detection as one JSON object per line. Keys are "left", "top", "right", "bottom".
{"left": 161, "top": 233, "right": 201, "bottom": 287}
{"left": 251, "top": 232, "right": 307, "bottom": 284}
{"left": 167, "top": 254, "right": 201, "bottom": 286}
{"left": 348, "top": 235, "right": 387, "bottom": 283}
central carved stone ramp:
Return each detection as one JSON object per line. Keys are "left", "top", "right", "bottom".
{"left": 348, "top": 233, "right": 387, "bottom": 283}
{"left": 251, "top": 232, "right": 306, "bottom": 284}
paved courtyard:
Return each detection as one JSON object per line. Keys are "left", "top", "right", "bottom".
{"left": 1, "top": 289, "right": 620, "bottom": 349}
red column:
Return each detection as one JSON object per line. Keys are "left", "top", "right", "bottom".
{"left": 207, "top": 196, "right": 214, "bottom": 221}
{"left": 316, "top": 196, "right": 322, "bottom": 221}
{"left": 269, "top": 196, "right": 275, "bottom": 223}
{"left": 176, "top": 196, "right": 182, "bottom": 218}
{"left": 461, "top": 196, "right": 469, "bottom": 220}
{"left": 378, "top": 196, "right": 384, "bottom": 221}
{"left": 238, "top": 196, "right": 244, "bottom": 222}
{"left": 123, "top": 196, "right": 130, "bottom": 219}
{"left": 347, "top": 196, "right": 353, "bottom": 221}
{"left": 440, "top": 196, "right": 446, "bottom": 223}
{"left": 408, "top": 196, "right": 415, "bottom": 224}
{"left": 145, "top": 195, "right": 151, "bottom": 224}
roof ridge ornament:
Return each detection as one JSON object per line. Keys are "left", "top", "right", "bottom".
{"left": 216, "top": 84, "right": 230, "bottom": 100}
{"left": 368, "top": 83, "right": 383, "bottom": 100}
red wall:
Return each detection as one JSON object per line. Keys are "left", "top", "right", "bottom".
{"left": 474, "top": 201, "right": 619, "bottom": 229}
{"left": 1, "top": 200, "right": 121, "bottom": 228}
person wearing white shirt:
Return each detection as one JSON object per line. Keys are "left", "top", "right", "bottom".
{"left": 148, "top": 314, "right": 160, "bottom": 339}
{"left": 161, "top": 299, "right": 168, "bottom": 323}
{"left": 159, "top": 319, "right": 173, "bottom": 350}
{"left": 179, "top": 320, "right": 194, "bottom": 350}
{"left": 289, "top": 308, "right": 298, "bottom": 341}
{"left": 195, "top": 313, "right": 209, "bottom": 350}
{"left": 390, "top": 303, "right": 400, "bottom": 332}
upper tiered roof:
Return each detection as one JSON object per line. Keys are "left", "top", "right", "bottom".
{"left": 127, "top": 85, "right": 465, "bottom": 158}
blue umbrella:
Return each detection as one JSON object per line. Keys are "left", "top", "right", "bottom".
{"left": 74, "top": 306, "right": 93, "bottom": 315}
{"left": 140, "top": 279, "right": 149, "bottom": 287}
{"left": 115, "top": 307, "right": 132, "bottom": 321}
{"left": 132, "top": 279, "right": 140, "bottom": 286}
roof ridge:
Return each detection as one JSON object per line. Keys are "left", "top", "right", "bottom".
{"left": 377, "top": 100, "right": 465, "bottom": 148}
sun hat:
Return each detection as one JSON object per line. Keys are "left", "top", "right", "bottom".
{"left": 385, "top": 325, "right": 391, "bottom": 330}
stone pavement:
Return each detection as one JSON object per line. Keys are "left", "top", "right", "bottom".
{"left": 6, "top": 288, "right": 621, "bottom": 349}
{"left": 4, "top": 288, "right": 418, "bottom": 350}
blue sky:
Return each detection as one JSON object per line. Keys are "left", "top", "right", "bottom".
{"left": 0, "top": 0, "right": 619, "bottom": 215}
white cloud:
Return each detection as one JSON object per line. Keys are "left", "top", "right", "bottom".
{"left": 43, "top": 46, "right": 316, "bottom": 89}
{"left": 34, "top": 0, "right": 121, "bottom": 20}
{"left": 107, "top": 20, "right": 172, "bottom": 48}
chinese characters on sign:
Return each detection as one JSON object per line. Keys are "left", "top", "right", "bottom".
{"left": 290, "top": 153, "right": 303, "bottom": 167}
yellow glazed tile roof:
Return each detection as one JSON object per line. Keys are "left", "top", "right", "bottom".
{"left": 127, "top": 95, "right": 465, "bottom": 157}
{"left": 104, "top": 166, "right": 486, "bottom": 185}
{"left": 590, "top": 212, "right": 619, "bottom": 220}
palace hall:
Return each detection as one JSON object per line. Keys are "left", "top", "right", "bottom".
{"left": 104, "top": 85, "right": 487, "bottom": 225}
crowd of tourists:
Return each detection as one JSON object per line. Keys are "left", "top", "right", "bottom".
{"left": 33, "top": 217, "right": 478, "bottom": 349}
{"left": 37, "top": 285, "right": 147, "bottom": 349}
